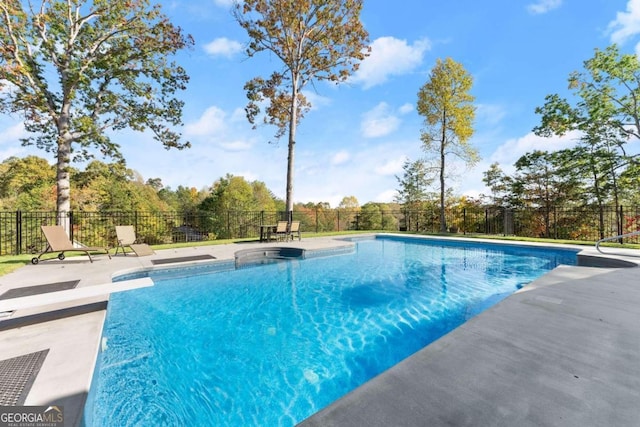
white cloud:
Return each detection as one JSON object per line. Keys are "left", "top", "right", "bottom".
{"left": 203, "top": 37, "right": 243, "bottom": 58}
{"left": 184, "top": 105, "right": 256, "bottom": 153}
{"left": 476, "top": 104, "right": 507, "bottom": 127}
{"left": 351, "top": 37, "right": 430, "bottom": 89}
{"left": 213, "top": 0, "right": 236, "bottom": 8}
{"left": 527, "top": 0, "right": 562, "bottom": 14}
{"left": 236, "top": 171, "right": 259, "bottom": 182}
{"left": 444, "top": 158, "right": 491, "bottom": 198}
{"left": 185, "top": 106, "right": 227, "bottom": 136}
{"left": 490, "top": 130, "right": 581, "bottom": 166}
{"left": 0, "top": 121, "right": 28, "bottom": 144}
{"left": 375, "top": 155, "right": 406, "bottom": 176}
{"left": 454, "top": 129, "right": 584, "bottom": 197}
{"left": 331, "top": 150, "right": 350, "bottom": 165}
{"left": 608, "top": 0, "right": 640, "bottom": 46}
{"left": 294, "top": 142, "right": 421, "bottom": 207}
{"left": 375, "top": 189, "right": 399, "bottom": 203}
{"left": 399, "top": 103, "right": 414, "bottom": 115}
{"left": 219, "top": 140, "right": 253, "bottom": 151}
{"left": 361, "top": 102, "right": 401, "bottom": 138}
{"left": 230, "top": 108, "right": 247, "bottom": 123}
{"left": 301, "top": 90, "right": 332, "bottom": 111}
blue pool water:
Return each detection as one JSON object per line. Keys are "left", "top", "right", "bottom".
{"left": 85, "top": 237, "right": 577, "bottom": 426}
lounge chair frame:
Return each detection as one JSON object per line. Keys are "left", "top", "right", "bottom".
{"left": 114, "top": 225, "right": 154, "bottom": 256}
{"left": 288, "top": 220, "right": 301, "bottom": 241}
{"left": 31, "top": 225, "right": 111, "bottom": 264}
{"left": 272, "top": 221, "right": 289, "bottom": 241}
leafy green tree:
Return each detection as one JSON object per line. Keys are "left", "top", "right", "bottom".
{"left": 146, "top": 178, "right": 164, "bottom": 191}
{"left": 158, "top": 185, "right": 208, "bottom": 214}
{"left": 533, "top": 44, "right": 640, "bottom": 236}
{"left": 338, "top": 196, "right": 359, "bottom": 210}
{"left": 417, "top": 57, "right": 478, "bottom": 232}
{"left": 482, "top": 162, "right": 515, "bottom": 207}
{"left": 0, "top": 156, "right": 55, "bottom": 210}
{"left": 511, "top": 150, "right": 578, "bottom": 237}
{"left": 535, "top": 45, "right": 640, "bottom": 141}
{"left": 337, "top": 195, "right": 359, "bottom": 230}
{"left": 199, "top": 174, "right": 279, "bottom": 238}
{"left": 72, "top": 160, "right": 169, "bottom": 212}
{"left": 295, "top": 201, "right": 335, "bottom": 232}
{"left": 200, "top": 175, "right": 255, "bottom": 213}
{"left": 358, "top": 202, "right": 398, "bottom": 231}
{"left": 618, "top": 160, "right": 640, "bottom": 206}
{"left": 395, "top": 158, "right": 432, "bottom": 209}
{"left": 251, "top": 181, "right": 277, "bottom": 213}
{"left": 0, "top": 0, "right": 193, "bottom": 227}
{"left": 234, "top": 0, "right": 369, "bottom": 217}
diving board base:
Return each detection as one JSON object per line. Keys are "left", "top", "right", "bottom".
{"left": 0, "top": 278, "right": 153, "bottom": 313}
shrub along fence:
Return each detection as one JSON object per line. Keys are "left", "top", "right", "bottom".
{"left": 0, "top": 205, "right": 638, "bottom": 256}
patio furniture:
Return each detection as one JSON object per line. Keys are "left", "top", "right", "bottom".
{"left": 259, "top": 224, "right": 276, "bottom": 242}
{"left": 31, "top": 225, "right": 111, "bottom": 264}
{"left": 115, "top": 225, "right": 155, "bottom": 257}
{"left": 273, "top": 221, "right": 289, "bottom": 241}
{"left": 288, "top": 220, "right": 301, "bottom": 241}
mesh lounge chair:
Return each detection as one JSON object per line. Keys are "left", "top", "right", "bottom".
{"left": 272, "top": 221, "right": 288, "bottom": 241}
{"left": 288, "top": 220, "right": 301, "bottom": 241}
{"left": 115, "top": 225, "right": 155, "bottom": 257}
{"left": 31, "top": 225, "right": 111, "bottom": 264}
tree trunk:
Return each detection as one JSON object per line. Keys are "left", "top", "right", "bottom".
{"left": 439, "top": 121, "right": 447, "bottom": 233}
{"left": 611, "top": 163, "right": 622, "bottom": 240}
{"left": 285, "top": 80, "right": 298, "bottom": 221}
{"left": 56, "top": 116, "right": 73, "bottom": 235}
{"left": 591, "top": 165, "right": 605, "bottom": 240}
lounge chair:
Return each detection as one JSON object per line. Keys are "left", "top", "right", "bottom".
{"left": 272, "top": 221, "right": 288, "bottom": 241}
{"left": 115, "top": 225, "right": 155, "bottom": 257}
{"left": 288, "top": 220, "right": 301, "bottom": 241}
{"left": 31, "top": 225, "right": 111, "bottom": 264}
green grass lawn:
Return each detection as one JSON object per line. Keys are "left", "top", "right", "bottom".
{"left": 1, "top": 231, "right": 637, "bottom": 278}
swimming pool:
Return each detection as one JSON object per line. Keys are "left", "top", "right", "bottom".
{"left": 84, "top": 236, "right": 577, "bottom": 426}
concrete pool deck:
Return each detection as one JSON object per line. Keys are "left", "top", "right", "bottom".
{"left": 0, "top": 234, "right": 638, "bottom": 426}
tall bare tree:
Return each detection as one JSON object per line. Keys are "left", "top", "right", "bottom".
{"left": 417, "top": 57, "right": 478, "bottom": 232}
{"left": 0, "top": 0, "right": 193, "bottom": 229}
{"left": 234, "top": 0, "right": 369, "bottom": 219}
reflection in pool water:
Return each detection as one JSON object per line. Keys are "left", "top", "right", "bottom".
{"left": 85, "top": 237, "right": 577, "bottom": 426}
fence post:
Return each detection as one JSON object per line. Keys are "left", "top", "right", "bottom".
{"left": 337, "top": 211, "right": 340, "bottom": 232}
{"left": 619, "top": 205, "right": 624, "bottom": 243}
{"left": 463, "top": 208, "right": 466, "bottom": 235}
{"left": 69, "top": 211, "right": 74, "bottom": 243}
{"left": 485, "top": 209, "right": 488, "bottom": 234}
{"left": 503, "top": 209, "right": 507, "bottom": 236}
{"left": 15, "top": 210, "right": 22, "bottom": 255}
{"left": 315, "top": 206, "right": 319, "bottom": 233}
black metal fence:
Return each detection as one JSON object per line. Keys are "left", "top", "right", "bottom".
{"left": 1, "top": 205, "right": 639, "bottom": 256}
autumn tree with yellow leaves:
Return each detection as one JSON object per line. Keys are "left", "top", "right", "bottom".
{"left": 417, "top": 58, "right": 478, "bottom": 233}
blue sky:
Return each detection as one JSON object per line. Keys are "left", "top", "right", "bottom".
{"left": 2, "top": 0, "right": 640, "bottom": 207}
